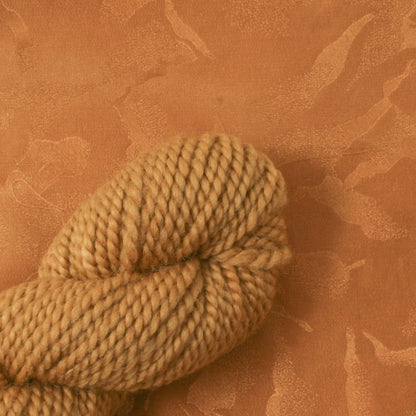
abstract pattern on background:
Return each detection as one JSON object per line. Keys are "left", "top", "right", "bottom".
{"left": 0, "top": 0, "right": 415, "bottom": 415}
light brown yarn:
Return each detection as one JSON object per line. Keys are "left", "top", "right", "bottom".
{"left": 0, "top": 133, "right": 291, "bottom": 415}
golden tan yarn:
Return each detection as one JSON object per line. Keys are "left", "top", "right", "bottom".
{"left": 0, "top": 134, "right": 291, "bottom": 415}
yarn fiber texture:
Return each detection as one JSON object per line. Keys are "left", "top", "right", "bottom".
{"left": 0, "top": 134, "right": 291, "bottom": 415}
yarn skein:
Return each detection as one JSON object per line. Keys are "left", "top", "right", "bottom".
{"left": 0, "top": 134, "right": 291, "bottom": 415}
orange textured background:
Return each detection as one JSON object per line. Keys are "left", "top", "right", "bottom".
{"left": 1, "top": 0, "right": 416, "bottom": 415}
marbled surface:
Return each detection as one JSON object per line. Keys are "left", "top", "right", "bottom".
{"left": 1, "top": 1, "right": 416, "bottom": 415}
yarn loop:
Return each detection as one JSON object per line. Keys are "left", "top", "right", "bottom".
{"left": 0, "top": 134, "right": 290, "bottom": 415}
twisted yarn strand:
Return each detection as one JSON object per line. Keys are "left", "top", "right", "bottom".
{"left": 0, "top": 134, "right": 291, "bottom": 415}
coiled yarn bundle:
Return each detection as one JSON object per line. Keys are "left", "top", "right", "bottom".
{"left": 0, "top": 134, "right": 290, "bottom": 415}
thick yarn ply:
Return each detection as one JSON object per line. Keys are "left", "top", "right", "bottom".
{"left": 0, "top": 134, "right": 291, "bottom": 415}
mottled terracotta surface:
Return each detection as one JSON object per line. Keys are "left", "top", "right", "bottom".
{"left": 1, "top": 0, "right": 416, "bottom": 415}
